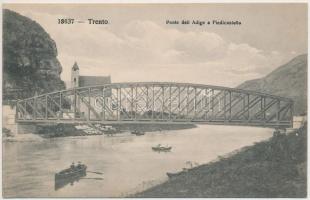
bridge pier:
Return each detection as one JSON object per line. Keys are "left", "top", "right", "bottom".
{"left": 3, "top": 104, "right": 37, "bottom": 134}
{"left": 3, "top": 104, "right": 18, "bottom": 135}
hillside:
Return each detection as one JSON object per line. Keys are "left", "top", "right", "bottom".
{"left": 3, "top": 9, "right": 65, "bottom": 100}
{"left": 135, "top": 123, "right": 307, "bottom": 198}
{"left": 238, "top": 54, "right": 307, "bottom": 115}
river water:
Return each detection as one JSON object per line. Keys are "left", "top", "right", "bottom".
{"left": 3, "top": 125, "right": 273, "bottom": 197}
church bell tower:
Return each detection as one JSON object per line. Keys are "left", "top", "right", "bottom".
{"left": 71, "top": 61, "right": 79, "bottom": 88}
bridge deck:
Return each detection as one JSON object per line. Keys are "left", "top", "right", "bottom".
{"left": 16, "top": 119, "right": 292, "bottom": 128}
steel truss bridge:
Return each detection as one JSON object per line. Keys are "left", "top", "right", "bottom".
{"left": 16, "top": 82, "right": 294, "bottom": 128}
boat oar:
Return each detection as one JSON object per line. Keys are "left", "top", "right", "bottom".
{"left": 81, "top": 177, "right": 104, "bottom": 180}
{"left": 87, "top": 171, "right": 104, "bottom": 175}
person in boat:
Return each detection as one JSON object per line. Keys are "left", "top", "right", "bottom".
{"left": 70, "top": 162, "right": 75, "bottom": 169}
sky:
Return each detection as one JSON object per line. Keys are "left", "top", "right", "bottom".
{"left": 4, "top": 3, "right": 308, "bottom": 87}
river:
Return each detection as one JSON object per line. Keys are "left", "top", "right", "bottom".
{"left": 3, "top": 125, "right": 273, "bottom": 197}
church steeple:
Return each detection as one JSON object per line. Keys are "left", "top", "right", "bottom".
{"left": 71, "top": 61, "right": 79, "bottom": 88}
{"left": 72, "top": 61, "right": 79, "bottom": 71}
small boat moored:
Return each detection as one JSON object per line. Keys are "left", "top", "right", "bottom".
{"left": 131, "top": 130, "right": 145, "bottom": 136}
{"left": 166, "top": 170, "right": 187, "bottom": 178}
{"left": 167, "top": 161, "right": 198, "bottom": 179}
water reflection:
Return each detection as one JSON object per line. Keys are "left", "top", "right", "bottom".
{"left": 54, "top": 171, "right": 86, "bottom": 191}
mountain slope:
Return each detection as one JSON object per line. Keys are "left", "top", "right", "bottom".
{"left": 237, "top": 54, "right": 307, "bottom": 115}
{"left": 3, "top": 9, "right": 65, "bottom": 100}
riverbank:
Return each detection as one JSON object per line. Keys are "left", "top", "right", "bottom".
{"left": 112, "top": 123, "right": 196, "bottom": 132}
{"left": 34, "top": 123, "right": 196, "bottom": 138}
{"left": 134, "top": 123, "right": 307, "bottom": 198}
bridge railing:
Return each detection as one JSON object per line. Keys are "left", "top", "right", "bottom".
{"left": 16, "top": 82, "right": 294, "bottom": 128}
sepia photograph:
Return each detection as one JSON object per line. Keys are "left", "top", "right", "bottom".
{"left": 2, "top": 2, "right": 308, "bottom": 198}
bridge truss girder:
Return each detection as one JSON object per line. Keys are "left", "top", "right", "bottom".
{"left": 16, "top": 82, "right": 294, "bottom": 128}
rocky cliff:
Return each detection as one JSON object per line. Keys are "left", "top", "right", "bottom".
{"left": 3, "top": 9, "right": 65, "bottom": 100}
{"left": 238, "top": 54, "right": 307, "bottom": 115}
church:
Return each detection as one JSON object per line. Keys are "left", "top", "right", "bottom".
{"left": 69, "top": 62, "right": 112, "bottom": 120}
{"left": 71, "top": 62, "right": 111, "bottom": 88}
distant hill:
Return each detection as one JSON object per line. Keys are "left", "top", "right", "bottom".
{"left": 237, "top": 54, "right": 307, "bottom": 115}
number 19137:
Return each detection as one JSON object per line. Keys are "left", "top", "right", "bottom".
{"left": 58, "top": 18, "right": 74, "bottom": 24}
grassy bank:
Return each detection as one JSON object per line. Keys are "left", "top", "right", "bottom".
{"left": 135, "top": 123, "right": 307, "bottom": 198}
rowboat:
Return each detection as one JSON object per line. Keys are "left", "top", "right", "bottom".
{"left": 166, "top": 171, "right": 186, "bottom": 178}
{"left": 54, "top": 162, "right": 87, "bottom": 190}
{"left": 152, "top": 144, "right": 172, "bottom": 152}
{"left": 131, "top": 130, "right": 145, "bottom": 136}
{"left": 167, "top": 168, "right": 189, "bottom": 179}
{"left": 55, "top": 163, "right": 87, "bottom": 180}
